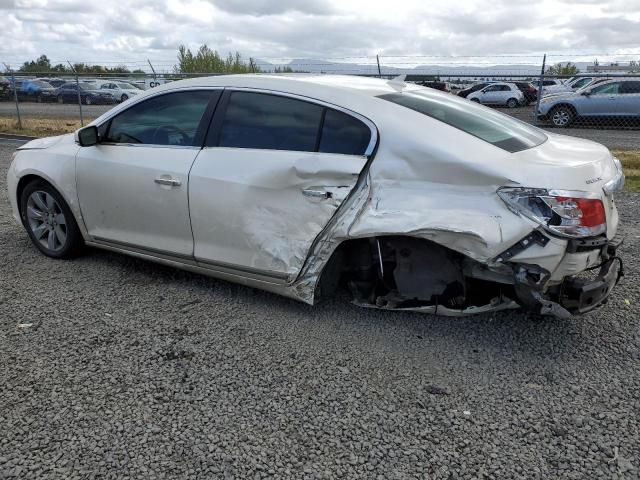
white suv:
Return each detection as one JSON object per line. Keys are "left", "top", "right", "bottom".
{"left": 98, "top": 81, "right": 141, "bottom": 103}
{"left": 467, "top": 82, "right": 524, "bottom": 108}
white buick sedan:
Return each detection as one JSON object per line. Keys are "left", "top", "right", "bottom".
{"left": 7, "top": 75, "right": 624, "bottom": 317}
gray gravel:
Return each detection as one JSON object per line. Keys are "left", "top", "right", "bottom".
{"left": 1, "top": 143, "right": 640, "bottom": 479}
{"left": 2, "top": 100, "right": 640, "bottom": 150}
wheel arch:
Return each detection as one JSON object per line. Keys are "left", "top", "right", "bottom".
{"left": 15, "top": 172, "right": 86, "bottom": 237}
{"left": 550, "top": 102, "right": 578, "bottom": 116}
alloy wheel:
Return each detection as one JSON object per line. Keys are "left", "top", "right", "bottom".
{"left": 26, "top": 191, "right": 67, "bottom": 252}
{"left": 552, "top": 108, "right": 572, "bottom": 127}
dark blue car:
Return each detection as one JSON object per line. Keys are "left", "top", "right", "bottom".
{"left": 55, "top": 82, "right": 116, "bottom": 105}
{"left": 19, "top": 80, "right": 57, "bottom": 102}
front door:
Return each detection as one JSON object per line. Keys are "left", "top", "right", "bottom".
{"left": 76, "top": 89, "right": 220, "bottom": 256}
{"left": 581, "top": 82, "right": 621, "bottom": 116}
{"left": 189, "top": 90, "right": 374, "bottom": 279}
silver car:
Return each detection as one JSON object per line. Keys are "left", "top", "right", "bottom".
{"left": 466, "top": 82, "right": 525, "bottom": 108}
{"left": 537, "top": 78, "right": 640, "bottom": 127}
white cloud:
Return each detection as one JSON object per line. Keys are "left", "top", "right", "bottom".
{"left": 0, "top": 0, "right": 638, "bottom": 71}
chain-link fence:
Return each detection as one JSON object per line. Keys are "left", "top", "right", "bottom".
{"left": 1, "top": 54, "right": 639, "bottom": 148}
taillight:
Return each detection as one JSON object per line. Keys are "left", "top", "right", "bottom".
{"left": 498, "top": 187, "right": 606, "bottom": 238}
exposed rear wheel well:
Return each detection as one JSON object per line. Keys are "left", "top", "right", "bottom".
{"left": 317, "top": 236, "right": 515, "bottom": 310}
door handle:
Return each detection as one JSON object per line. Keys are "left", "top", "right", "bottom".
{"left": 154, "top": 177, "right": 181, "bottom": 187}
{"left": 302, "top": 188, "right": 332, "bottom": 199}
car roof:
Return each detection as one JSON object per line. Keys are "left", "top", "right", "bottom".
{"left": 151, "top": 74, "right": 417, "bottom": 99}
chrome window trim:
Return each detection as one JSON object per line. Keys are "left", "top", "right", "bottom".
{"left": 95, "top": 86, "right": 225, "bottom": 128}
{"left": 219, "top": 87, "right": 379, "bottom": 157}
{"left": 95, "top": 87, "right": 224, "bottom": 149}
{"left": 97, "top": 142, "right": 201, "bottom": 150}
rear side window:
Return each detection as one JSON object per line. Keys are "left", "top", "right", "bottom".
{"left": 379, "top": 90, "right": 547, "bottom": 153}
{"left": 213, "top": 91, "right": 371, "bottom": 155}
{"left": 620, "top": 81, "right": 640, "bottom": 94}
{"left": 218, "top": 92, "right": 323, "bottom": 152}
{"left": 104, "top": 90, "right": 215, "bottom": 146}
{"left": 319, "top": 109, "right": 370, "bottom": 155}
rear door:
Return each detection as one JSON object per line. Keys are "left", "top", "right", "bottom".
{"left": 619, "top": 81, "right": 640, "bottom": 116}
{"left": 188, "top": 90, "right": 375, "bottom": 280}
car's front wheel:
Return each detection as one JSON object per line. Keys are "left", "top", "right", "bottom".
{"left": 57, "top": 95, "right": 64, "bottom": 104}
{"left": 470, "top": 98, "right": 480, "bottom": 103}
{"left": 506, "top": 98, "right": 519, "bottom": 108}
{"left": 121, "top": 94, "right": 128, "bottom": 102}
{"left": 20, "top": 181, "right": 83, "bottom": 258}
{"left": 85, "top": 96, "right": 92, "bottom": 105}
{"left": 550, "top": 105, "right": 575, "bottom": 127}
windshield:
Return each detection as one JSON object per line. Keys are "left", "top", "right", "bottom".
{"left": 33, "top": 81, "right": 52, "bottom": 88}
{"left": 118, "top": 83, "right": 135, "bottom": 89}
{"left": 379, "top": 90, "right": 547, "bottom": 153}
{"left": 78, "top": 82, "right": 97, "bottom": 91}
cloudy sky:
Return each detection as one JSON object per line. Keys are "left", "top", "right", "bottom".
{"left": 1, "top": 0, "right": 639, "bottom": 71}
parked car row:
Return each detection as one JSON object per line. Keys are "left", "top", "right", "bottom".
{"left": 0, "top": 76, "right": 143, "bottom": 104}
{"left": 537, "top": 78, "right": 640, "bottom": 127}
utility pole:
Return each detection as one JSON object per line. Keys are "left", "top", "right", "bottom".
{"left": 533, "top": 54, "right": 547, "bottom": 123}
{"left": 67, "top": 61, "right": 84, "bottom": 127}
{"left": 376, "top": 55, "right": 382, "bottom": 78}
{"left": 3, "top": 63, "right": 22, "bottom": 129}
{"left": 147, "top": 59, "right": 157, "bottom": 85}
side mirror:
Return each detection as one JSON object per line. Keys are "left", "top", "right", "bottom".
{"left": 581, "top": 90, "right": 591, "bottom": 96}
{"left": 77, "top": 125, "right": 98, "bottom": 147}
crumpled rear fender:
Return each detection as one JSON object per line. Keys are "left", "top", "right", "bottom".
{"left": 348, "top": 181, "right": 536, "bottom": 263}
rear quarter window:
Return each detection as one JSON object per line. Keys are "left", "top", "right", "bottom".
{"left": 379, "top": 90, "right": 547, "bottom": 153}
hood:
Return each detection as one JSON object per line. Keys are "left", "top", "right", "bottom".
{"left": 17, "top": 134, "right": 73, "bottom": 150}
{"left": 542, "top": 91, "right": 579, "bottom": 101}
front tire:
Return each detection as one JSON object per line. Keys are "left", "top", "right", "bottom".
{"left": 121, "top": 94, "right": 128, "bottom": 102}
{"left": 20, "top": 181, "right": 83, "bottom": 258}
{"left": 57, "top": 95, "right": 64, "bottom": 104}
{"left": 470, "top": 98, "right": 480, "bottom": 103}
{"left": 506, "top": 98, "right": 519, "bottom": 108}
{"left": 84, "top": 96, "right": 92, "bottom": 105}
{"left": 550, "top": 106, "right": 575, "bottom": 127}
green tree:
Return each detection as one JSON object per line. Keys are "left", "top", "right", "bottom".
{"left": 545, "top": 62, "right": 580, "bottom": 76}
{"left": 175, "top": 44, "right": 258, "bottom": 74}
{"left": 19, "top": 54, "right": 53, "bottom": 73}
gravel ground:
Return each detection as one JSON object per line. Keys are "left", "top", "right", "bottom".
{"left": 1, "top": 101, "right": 640, "bottom": 150}
{"left": 1, "top": 143, "right": 640, "bottom": 479}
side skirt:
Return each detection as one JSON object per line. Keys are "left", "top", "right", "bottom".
{"left": 85, "top": 239, "right": 303, "bottom": 302}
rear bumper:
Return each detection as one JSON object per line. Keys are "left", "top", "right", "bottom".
{"left": 514, "top": 235, "right": 624, "bottom": 317}
{"left": 557, "top": 256, "right": 623, "bottom": 314}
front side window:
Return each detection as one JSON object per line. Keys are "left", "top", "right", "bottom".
{"left": 103, "top": 90, "right": 215, "bottom": 146}
{"left": 379, "top": 90, "right": 547, "bottom": 153}
{"left": 592, "top": 83, "right": 620, "bottom": 95}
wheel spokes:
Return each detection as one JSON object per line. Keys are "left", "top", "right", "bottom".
{"left": 45, "top": 192, "right": 55, "bottom": 210}
{"left": 32, "top": 192, "right": 48, "bottom": 211}
{"left": 32, "top": 223, "right": 48, "bottom": 239}
{"left": 27, "top": 206, "right": 44, "bottom": 220}
{"left": 47, "top": 229, "right": 57, "bottom": 250}
{"left": 54, "top": 225, "right": 67, "bottom": 246}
